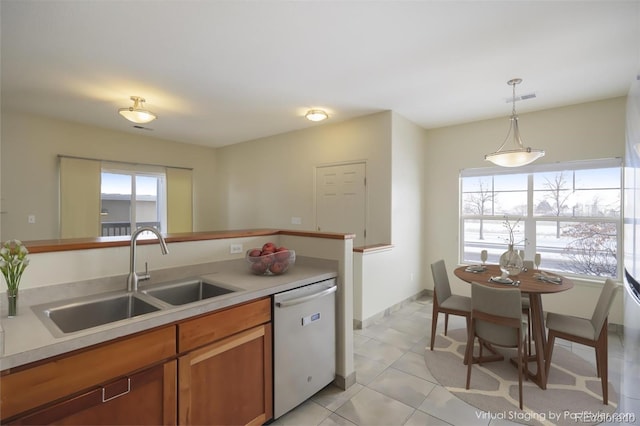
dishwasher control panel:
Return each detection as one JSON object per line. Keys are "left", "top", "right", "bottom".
{"left": 302, "top": 312, "right": 321, "bottom": 326}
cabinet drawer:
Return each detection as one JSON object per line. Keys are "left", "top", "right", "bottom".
{"left": 178, "top": 297, "right": 271, "bottom": 353}
{"left": 9, "top": 361, "right": 177, "bottom": 425}
{"left": 1, "top": 326, "right": 176, "bottom": 421}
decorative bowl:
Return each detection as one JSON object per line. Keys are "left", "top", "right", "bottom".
{"left": 245, "top": 249, "right": 296, "bottom": 275}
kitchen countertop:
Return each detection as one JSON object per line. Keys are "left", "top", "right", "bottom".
{"left": 0, "top": 256, "right": 338, "bottom": 371}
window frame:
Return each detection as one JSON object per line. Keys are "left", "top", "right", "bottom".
{"left": 459, "top": 158, "right": 623, "bottom": 281}
{"left": 100, "top": 164, "right": 168, "bottom": 236}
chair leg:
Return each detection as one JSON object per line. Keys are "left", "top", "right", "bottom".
{"left": 597, "top": 326, "right": 609, "bottom": 405}
{"left": 430, "top": 304, "right": 438, "bottom": 351}
{"left": 463, "top": 315, "right": 471, "bottom": 365}
{"left": 545, "top": 331, "right": 556, "bottom": 379}
{"left": 595, "top": 341, "right": 601, "bottom": 379}
{"left": 465, "top": 324, "right": 476, "bottom": 390}
{"left": 526, "top": 308, "right": 532, "bottom": 355}
{"left": 517, "top": 330, "right": 523, "bottom": 410}
{"left": 444, "top": 313, "right": 449, "bottom": 336}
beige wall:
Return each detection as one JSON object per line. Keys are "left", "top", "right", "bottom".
{"left": 423, "top": 97, "right": 627, "bottom": 323}
{"left": 353, "top": 113, "right": 428, "bottom": 323}
{"left": 1, "top": 111, "right": 218, "bottom": 240}
{"left": 213, "top": 111, "right": 393, "bottom": 245}
{"left": 386, "top": 112, "right": 427, "bottom": 308}
{"left": 215, "top": 111, "right": 430, "bottom": 324}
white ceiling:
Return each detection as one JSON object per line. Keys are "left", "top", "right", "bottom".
{"left": 2, "top": 1, "right": 639, "bottom": 148}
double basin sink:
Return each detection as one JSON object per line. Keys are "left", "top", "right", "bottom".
{"left": 32, "top": 279, "right": 241, "bottom": 338}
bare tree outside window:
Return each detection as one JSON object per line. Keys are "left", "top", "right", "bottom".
{"left": 561, "top": 222, "right": 617, "bottom": 277}
{"left": 542, "top": 172, "right": 573, "bottom": 238}
{"left": 463, "top": 179, "right": 494, "bottom": 240}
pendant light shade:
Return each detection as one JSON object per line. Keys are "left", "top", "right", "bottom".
{"left": 118, "top": 96, "right": 157, "bottom": 124}
{"left": 485, "top": 79, "right": 544, "bottom": 167}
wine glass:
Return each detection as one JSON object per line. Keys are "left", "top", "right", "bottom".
{"left": 534, "top": 253, "right": 541, "bottom": 271}
{"left": 480, "top": 250, "right": 488, "bottom": 265}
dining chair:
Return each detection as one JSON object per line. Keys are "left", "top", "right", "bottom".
{"left": 430, "top": 260, "right": 471, "bottom": 356}
{"left": 465, "top": 282, "right": 528, "bottom": 409}
{"left": 544, "top": 278, "right": 620, "bottom": 405}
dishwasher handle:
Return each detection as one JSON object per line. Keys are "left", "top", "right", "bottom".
{"left": 275, "top": 285, "right": 337, "bottom": 308}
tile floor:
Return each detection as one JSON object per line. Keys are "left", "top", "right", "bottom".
{"left": 271, "top": 293, "right": 638, "bottom": 426}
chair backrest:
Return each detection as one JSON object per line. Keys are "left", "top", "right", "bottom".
{"left": 590, "top": 279, "right": 621, "bottom": 335}
{"left": 431, "top": 260, "right": 452, "bottom": 305}
{"left": 471, "top": 282, "right": 522, "bottom": 347}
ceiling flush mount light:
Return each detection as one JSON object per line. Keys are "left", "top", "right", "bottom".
{"left": 118, "top": 96, "right": 157, "bottom": 124}
{"left": 485, "top": 78, "right": 545, "bottom": 167}
{"left": 305, "top": 109, "right": 328, "bottom": 122}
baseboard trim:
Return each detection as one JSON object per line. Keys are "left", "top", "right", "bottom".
{"left": 333, "top": 371, "right": 357, "bottom": 390}
{"left": 354, "top": 289, "right": 431, "bottom": 330}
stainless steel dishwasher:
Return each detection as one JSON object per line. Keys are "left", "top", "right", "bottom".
{"left": 273, "top": 278, "right": 337, "bottom": 419}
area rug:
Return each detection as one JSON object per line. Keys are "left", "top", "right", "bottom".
{"left": 424, "top": 329, "right": 619, "bottom": 426}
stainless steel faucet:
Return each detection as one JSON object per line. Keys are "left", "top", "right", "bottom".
{"left": 127, "top": 226, "right": 169, "bottom": 292}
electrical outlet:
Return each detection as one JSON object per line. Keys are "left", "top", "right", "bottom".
{"left": 28, "top": 214, "right": 36, "bottom": 224}
{"left": 230, "top": 243, "right": 243, "bottom": 254}
{"left": 291, "top": 217, "right": 302, "bottom": 225}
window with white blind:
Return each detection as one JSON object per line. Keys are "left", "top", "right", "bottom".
{"left": 460, "top": 158, "right": 622, "bottom": 280}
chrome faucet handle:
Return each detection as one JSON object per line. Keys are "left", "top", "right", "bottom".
{"left": 138, "top": 261, "right": 151, "bottom": 282}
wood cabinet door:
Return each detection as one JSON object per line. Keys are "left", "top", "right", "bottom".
{"left": 179, "top": 324, "right": 272, "bottom": 426}
{"left": 10, "top": 361, "right": 177, "bottom": 426}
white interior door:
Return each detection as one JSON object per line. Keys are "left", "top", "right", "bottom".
{"left": 315, "top": 163, "right": 366, "bottom": 247}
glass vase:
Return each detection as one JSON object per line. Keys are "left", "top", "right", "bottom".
{"left": 7, "top": 288, "right": 18, "bottom": 318}
{"left": 499, "top": 244, "right": 523, "bottom": 277}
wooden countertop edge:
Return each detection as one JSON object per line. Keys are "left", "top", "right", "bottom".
{"left": 353, "top": 243, "right": 394, "bottom": 253}
{"left": 24, "top": 229, "right": 356, "bottom": 254}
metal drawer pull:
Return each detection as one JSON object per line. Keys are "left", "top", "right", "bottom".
{"left": 102, "top": 378, "right": 131, "bottom": 402}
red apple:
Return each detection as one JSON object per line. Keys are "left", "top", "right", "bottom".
{"left": 262, "top": 242, "right": 276, "bottom": 252}
{"left": 269, "top": 261, "right": 288, "bottom": 275}
{"left": 248, "top": 249, "right": 262, "bottom": 258}
{"left": 275, "top": 247, "right": 290, "bottom": 261}
{"left": 260, "top": 254, "right": 274, "bottom": 266}
{"left": 251, "top": 262, "right": 268, "bottom": 275}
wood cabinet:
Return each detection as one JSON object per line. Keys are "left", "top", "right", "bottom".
{"left": 1, "top": 297, "right": 274, "bottom": 426}
{"left": 1, "top": 326, "right": 176, "bottom": 425}
{"left": 177, "top": 297, "right": 272, "bottom": 426}
{"left": 8, "top": 361, "right": 176, "bottom": 425}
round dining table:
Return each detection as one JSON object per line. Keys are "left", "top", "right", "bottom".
{"left": 453, "top": 264, "right": 574, "bottom": 389}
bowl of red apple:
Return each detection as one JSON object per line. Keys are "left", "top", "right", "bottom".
{"left": 245, "top": 242, "right": 296, "bottom": 275}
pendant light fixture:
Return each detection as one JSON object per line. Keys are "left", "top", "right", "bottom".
{"left": 118, "top": 96, "right": 157, "bottom": 124}
{"left": 305, "top": 109, "right": 328, "bottom": 122}
{"left": 485, "top": 78, "right": 544, "bottom": 167}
